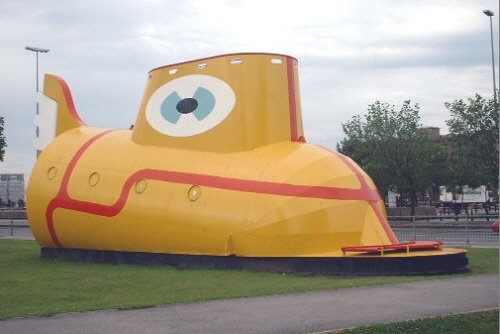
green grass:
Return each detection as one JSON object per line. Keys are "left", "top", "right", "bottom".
{"left": 333, "top": 309, "right": 499, "bottom": 334}
{"left": 0, "top": 240, "right": 497, "bottom": 319}
{"left": 466, "top": 247, "right": 499, "bottom": 274}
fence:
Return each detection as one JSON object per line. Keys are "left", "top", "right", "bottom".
{"left": 0, "top": 219, "right": 32, "bottom": 239}
{"left": 1, "top": 212, "right": 499, "bottom": 246}
{"left": 388, "top": 214, "right": 499, "bottom": 246}
{"left": 0, "top": 209, "right": 29, "bottom": 238}
{"left": 0, "top": 209, "right": 27, "bottom": 219}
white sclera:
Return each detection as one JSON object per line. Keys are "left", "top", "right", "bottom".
{"left": 145, "top": 75, "right": 236, "bottom": 137}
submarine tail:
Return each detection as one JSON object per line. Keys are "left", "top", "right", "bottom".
{"left": 34, "top": 74, "right": 85, "bottom": 152}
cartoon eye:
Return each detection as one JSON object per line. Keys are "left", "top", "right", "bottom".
{"left": 145, "top": 74, "right": 236, "bottom": 137}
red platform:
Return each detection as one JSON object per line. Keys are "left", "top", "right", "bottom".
{"left": 341, "top": 241, "right": 443, "bottom": 255}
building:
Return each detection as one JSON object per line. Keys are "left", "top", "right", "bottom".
{"left": 0, "top": 173, "right": 25, "bottom": 206}
{"left": 420, "top": 126, "right": 441, "bottom": 140}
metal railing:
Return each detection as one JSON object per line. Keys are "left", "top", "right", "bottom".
{"left": 388, "top": 214, "right": 499, "bottom": 246}
{"left": 0, "top": 209, "right": 30, "bottom": 239}
{"left": 1, "top": 212, "right": 499, "bottom": 246}
{"left": 0, "top": 219, "right": 32, "bottom": 239}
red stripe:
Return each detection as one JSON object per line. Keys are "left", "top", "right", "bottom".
{"left": 323, "top": 148, "right": 398, "bottom": 244}
{"left": 51, "top": 75, "right": 85, "bottom": 126}
{"left": 46, "top": 130, "right": 116, "bottom": 247}
{"left": 50, "top": 169, "right": 379, "bottom": 219}
{"left": 287, "top": 58, "right": 299, "bottom": 141}
{"left": 46, "top": 132, "right": 398, "bottom": 247}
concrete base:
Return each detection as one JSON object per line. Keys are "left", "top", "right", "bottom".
{"left": 41, "top": 247, "right": 469, "bottom": 275}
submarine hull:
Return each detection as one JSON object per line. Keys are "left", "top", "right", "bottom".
{"left": 28, "top": 127, "right": 397, "bottom": 258}
{"left": 27, "top": 53, "right": 469, "bottom": 275}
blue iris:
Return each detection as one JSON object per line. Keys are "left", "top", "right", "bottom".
{"left": 160, "top": 87, "right": 215, "bottom": 124}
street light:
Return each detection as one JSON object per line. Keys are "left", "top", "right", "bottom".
{"left": 26, "top": 46, "right": 49, "bottom": 158}
{"left": 482, "top": 10, "right": 497, "bottom": 101}
{"left": 25, "top": 46, "right": 50, "bottom": 114}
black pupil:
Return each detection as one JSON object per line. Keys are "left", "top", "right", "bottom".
{"left": 176, "top": 98, "right": 198, "bottom": 114}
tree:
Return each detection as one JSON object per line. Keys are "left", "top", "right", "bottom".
{"left": 445, "top": 94, "right": 499, "bottom": 196}
{"left": 337, "top": 101, "right": 447, "bottom": 215}
{"left": 0, "top": 117, "right": 5, "bottom": 161}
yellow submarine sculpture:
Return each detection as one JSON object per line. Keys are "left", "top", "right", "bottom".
{"left": 27, "top": 53, "right": 468, "bottom": 274}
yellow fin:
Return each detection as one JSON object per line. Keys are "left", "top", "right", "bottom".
{"left": 43, "top": 74, "right": 85, "bottom": 136}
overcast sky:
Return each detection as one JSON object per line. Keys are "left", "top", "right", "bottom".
{"left": 1, "top": 0, "right": 498, "bottom": 182}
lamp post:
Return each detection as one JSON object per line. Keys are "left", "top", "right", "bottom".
{"left": 26, "top": 46, "right": 49, "bottom": 158}
{"left": 25, "top": 46, "right": 50, "bottom": 115}
{"left": 483, "top": 10, "right": 497, "bottom": 101}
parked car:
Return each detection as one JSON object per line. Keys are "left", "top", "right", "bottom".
{"left": 491, "top": 221, "right": 499, "bottom": 234}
